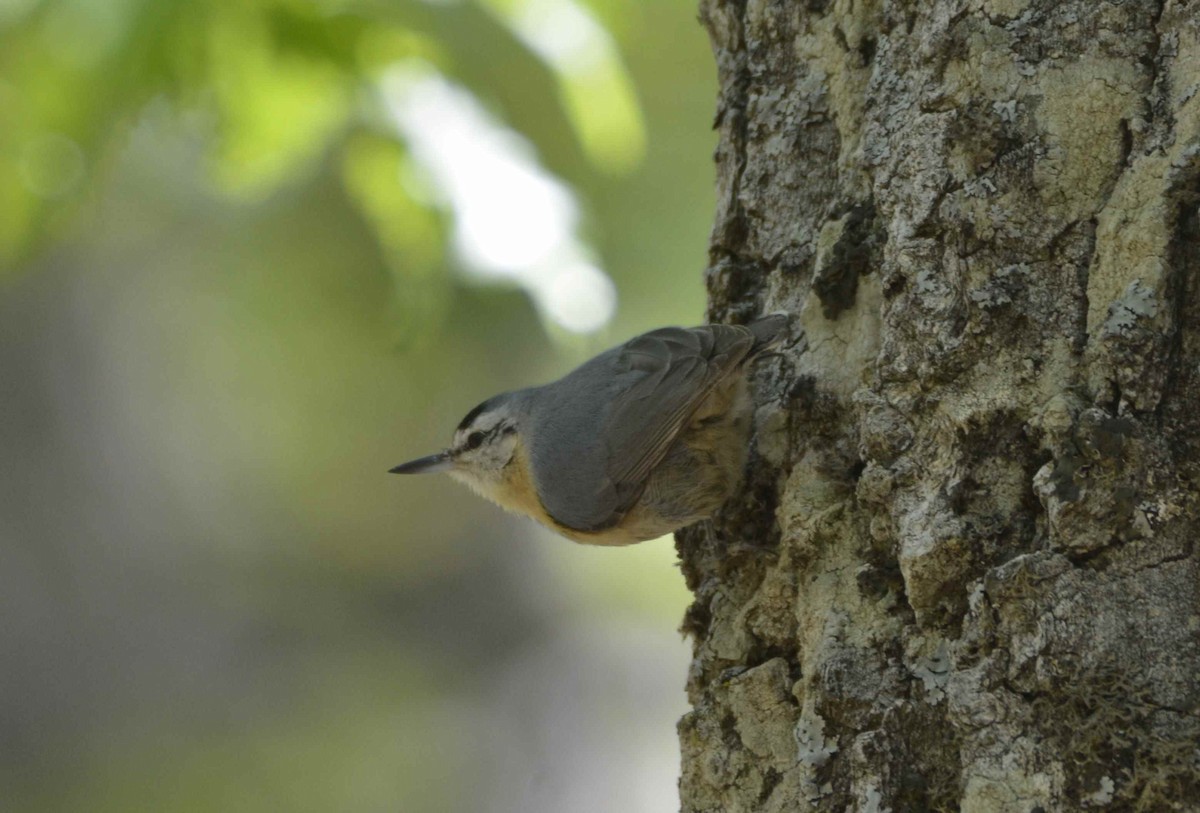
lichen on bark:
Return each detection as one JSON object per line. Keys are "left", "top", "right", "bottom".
{"left": 678, "top": 1, "right": 1200, "bottom": 810}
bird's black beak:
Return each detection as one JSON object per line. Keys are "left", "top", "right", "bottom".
{"left": 389, "top": 451, "right": 453, "bottom": 475}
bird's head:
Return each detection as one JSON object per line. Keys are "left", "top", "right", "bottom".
{"left": 390, "top": 394, "right": 522, "bottom": 495}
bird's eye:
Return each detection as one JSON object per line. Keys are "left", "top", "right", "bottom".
{"left": 466, "top": 431, "right": 485, "bottom": 450}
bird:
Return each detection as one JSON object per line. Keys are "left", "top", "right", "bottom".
{"left": 390, "top": 314, "right": 789, "bottom": 545}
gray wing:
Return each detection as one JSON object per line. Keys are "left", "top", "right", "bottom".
{"left": 527, "top": 324, "right": 757, "bottom": 532}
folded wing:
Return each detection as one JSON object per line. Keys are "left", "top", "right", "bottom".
{"left": 530, "top": 323, "right": 758, "bottom": 532}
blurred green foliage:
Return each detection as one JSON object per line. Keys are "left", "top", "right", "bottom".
{"left": 1, "top": 0, "right": 644, "bottom": 316}
{"left": 0, "top": 0, "right": 715, "bottom": 810}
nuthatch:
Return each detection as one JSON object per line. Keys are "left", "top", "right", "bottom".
{"left": 391, "top": 315, "right": 788, "bottom": 545}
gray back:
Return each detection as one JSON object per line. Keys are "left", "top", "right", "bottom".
{"left": 523, "top": 324, "right": 760, "bottom": 532}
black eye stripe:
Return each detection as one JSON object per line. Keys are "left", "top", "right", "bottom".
{"left": 460, "top": 422, "right": 514, "bottom": 450}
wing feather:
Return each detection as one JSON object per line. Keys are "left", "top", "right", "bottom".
{"left": 528, "top": 324, "right": 758, "bottom": 532}
{"left": 605, "top": 326, "right": 752, "bottom": 489}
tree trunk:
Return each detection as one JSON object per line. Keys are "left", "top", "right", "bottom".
{"left": 677, "top": 1, "right": 1200, "bottom": 810}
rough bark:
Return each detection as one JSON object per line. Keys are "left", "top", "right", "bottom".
{"left": 677, "top": 1, "right": 1200, "bottom": 810}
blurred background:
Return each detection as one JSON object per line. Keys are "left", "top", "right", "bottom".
{"left": 0, "top": 0, "right": 716, "bottom": 810}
